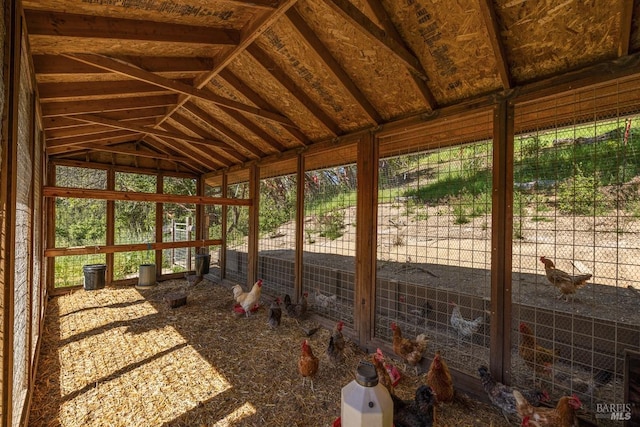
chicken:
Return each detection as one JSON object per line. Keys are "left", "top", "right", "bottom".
{"left": 326, "top": 321, "right": 345, "bottom": 364}
{"left": 540, "top": 256, "right": 592, "bottom": 302}
{"left": 514, "top": 390, "right": 581, "bottom": 427}
{"left": 371, "top": 349, "right": 395, "bottom": 396}
{"left": 449, "top": 302, "right": 488, "bottom": 339}
{"left": 267, "top": 297, "right": 282, "bottom": 329}
{"left": 284, "top": 292, "right": 308, "bottom": 320}
{"left": 232, "top": 279, "right": 263, "bottom": 317}
{"left": 298, "top": 339, "right": 320, "bottom": 392}
{"left": 391, "top": 322, "right": 428, "bottom": 375}
{"left": 478, "top": 365, "right": 549, "bottom": 421}
{"left": 549, "top": 365, "right": 613, "bottom": 395}
{"left": 425, "top": 351, "right": 454, "bottom": 404}
{"left": 518, "top": 322, "right": 559, "bottom": 376}
{"left": 391, "top": 385, "right": 435, "bottom": 427}
{"left": 313, "top": 290, "right": 337, "bottom": 308}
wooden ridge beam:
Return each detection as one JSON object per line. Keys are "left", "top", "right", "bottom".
{"left": 323, "top": 0, "right": 428, "bottom": 81}
{"left": 286, "top": 7, "right": 382, "bottom": 124}
{"left": 478, "top": 0, "right": 511, "bottom": 89}
{"left": 62, "top": 53, "right": 297, "bottom": 128}
{"left": 45, "top": 239, "right": 223, "bottom": 257}
{"left": 246, "top": 43, "right": 342, "bottom": 136}
{"left": 68, "top": 114, "right": 237, "bottom": 152}
{"left": 25, "top": 9, "right": 240, "bottom": 45}
{"left": 43, "top": 186, "right": 253, "bottom": 205}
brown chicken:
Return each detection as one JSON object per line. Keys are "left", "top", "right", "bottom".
{"left": 519, "top": 322, "right": 559, "bottom": 376}
{"left": 298, "top": 339, "right": 319, "bottom": 392}
{"left": 391, "top": 322, "right": 428, "bottom": 375}
{"left": 425, "top": 351, "right": 454, "bottom": 404}
{"left": 372, "top": 348, "right": 395, "bottom": 395}
{"left": 232, "top": 279, "right": 263, "bottom": 317}
{"left": 326, "top": 320, "right": 346, "bottom": 364}
{"left": 514, "top": 390, "right": 581, "bottom": 427}
{"left": 540, "top": 256, "right": 592, "bottom": 302}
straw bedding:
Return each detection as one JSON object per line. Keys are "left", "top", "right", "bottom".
{"left": 28, "top": 279, "right": 511, "bottom": 427}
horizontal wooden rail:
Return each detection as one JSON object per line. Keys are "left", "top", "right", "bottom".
{"left": 45, "top": 239, "right": 222, "bottom": 257}
{"left": 43, "top": 186, "right": 252, "bottom": 206}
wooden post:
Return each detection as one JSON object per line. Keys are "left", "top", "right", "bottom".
{"left": 295, "top": 154, "right": 305, "bottom": 299}
{"left": 490, "top": 98, "right": 514, "bottom": 384}
{"left": 220, "top": 173, "right": 228, "bottom": 280}
{"left": 156, "top": 173, "right": 163, "bottom": 276}
{"left": 247, "top": 164, "right": 259, "bottom": 286}
{"left": 106, "top": 168, "right": 115, "bottom": 286}
{"left": 2, "top": 3, "right": 22, "bottom": 425}
{"left": 355, "top": 132, "right": 378, "bottom": 344}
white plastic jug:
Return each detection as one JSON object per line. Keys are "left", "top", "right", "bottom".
{"left": 340, "top": 361, "right": 393, "bottom": 427}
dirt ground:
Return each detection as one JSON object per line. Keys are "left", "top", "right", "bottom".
{"left": 29, "top": 279, "right": 513, "bottom": 427}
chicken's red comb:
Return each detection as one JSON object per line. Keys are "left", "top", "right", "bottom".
{"left": 337, "top": 320, "right": 344, "bottom": 330}
{"left": 521, "top": 416, "right": 530, "bottom": 427}
{"left": 257, "top": 279, "right": 263, "bottom": 286}
{"left": 571, "top": 394, "right": 582, "bottom": 405}
{"left": 391, "top": 322, "right": 397, "bottom": 330}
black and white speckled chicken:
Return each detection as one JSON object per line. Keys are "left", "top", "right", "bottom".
{"left": 449, "top": 302, "right": 488, "bottom": 339}
{"left": 478, "top": 365, "right": 549, "bottom": 421}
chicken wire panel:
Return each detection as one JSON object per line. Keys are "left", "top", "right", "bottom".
{"left": 204, "top": 184, "right": 223, "bottom": 280}
{"left": 226, "top": 182, "right": 250, "bottom": 285}
{"left": 258, "top": 174, "right": 297, "bottom": 299}
{"left": 374, "top": 128, "right": 493, "bottom": 377}
{"left": 302, "top": 164, "right": 357, "bottom": 326}
{"left": 512, "top": 82, "right": 640, "bottom": 425}
{"left": 113, "top": 251, "right": 155, "bottom": 281}
{"left": 114, "top": 171, "right": 156, "bottom": 245}
{"left": 162, "top": 176, "right": 196, "bottom": 274}
{"left": 55, "top": 165, "right": 107, "bottom": 190}
{"left": 53, "top": 254, "right": 106, "bottom": 288}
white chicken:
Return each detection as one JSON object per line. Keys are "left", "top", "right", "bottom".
{"left": 449, "top": 301, "right": 488, "bottom": 339}
{"left": 313, "top": 290, "right": 337, "bottom": 308}
{"left": 232, "top": 279, "right": 263, "bottom": 317}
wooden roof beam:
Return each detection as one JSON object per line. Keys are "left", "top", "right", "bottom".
{"left": 246, "top": 43, "right": 342, "bottom": 136}
{"left": 182, "top": 102, "right": 267, "bottom": 159}
{"left": 46, "top": 130, "right": 141, "bottom": 149}
{"left": 33, "top": 55, "right": 215, "bottom": 75}
{"left": 46, "top": 118, "right": 157, "bottom": 139}
{"left": 361, "top": 0, "right": 436, "bottom": 109}
{"left": 286, "top": 7, "right": 382, "bottom": 124}
{"left": 43, "top": 109, "right": 167, "bottom": 131}
{"left": 218, "top": 69, "right": 310, "bottom": 146}
{"left": 323, "top": 0, "right": 429, "bottom": 82}
{"left": 618, "top": 0, "right": 634, "bottom": 57}
{"left": 144, "top": 135, "right": 223, "bottom": 171}
{"left": 49, "top": 144, "right": 193, "bottom": 163}
{"left": 38, "top": 80, "right": 179, "bottom": 102}
{"left": 24, "top": 9, "right": 240, "bottom": 45}
{"left": 62, "top": 53, "right": 297, "bottom": 128}
{"left": 478, "top": 0, "right": 511, "bottom": 89}
{"left": 67, "top": 114, "right": 237, "bottom": 152}
{"left": 41, "top": 94, "right": 179, "bottom": 117}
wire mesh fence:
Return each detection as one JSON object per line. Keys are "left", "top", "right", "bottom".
{"left": 511, "top": 81, "right": 640, "bottom": 423}
{"left": 226, "top": 182, "right": 250, "bottom": 285}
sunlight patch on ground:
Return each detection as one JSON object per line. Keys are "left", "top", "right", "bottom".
{"left": 211, "top": 402, "right": 257, "bottom": 427}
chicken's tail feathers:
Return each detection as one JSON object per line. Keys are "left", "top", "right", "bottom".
{"left": 231, "top": 285, "right": 243, "bottom": 299}
{"left": 452, "top": 389, "right": 472, "bottom": 409}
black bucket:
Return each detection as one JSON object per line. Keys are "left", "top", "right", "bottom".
{"left": 83, "top": 264, "right": 107, "bottom": 290}
{"left": 195, "top": 253, "right": 210, "bottom": 276}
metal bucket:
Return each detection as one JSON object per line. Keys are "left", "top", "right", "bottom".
{"left": 138, "top": 263, "right": 157, "bottom": 287}
{"left": 83, "top": 264, "right": 107, "bottom": 290}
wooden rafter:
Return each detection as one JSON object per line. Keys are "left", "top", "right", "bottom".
{"left": 46, "top": 130, "right": 140, "bottom": 149}
{"left": 360, "top": 0, "right": 436, "bottom": 109}
{"left": 145, "top": 135, "right": 221, "bottom": 171}
{"left": 182, "top": 102, "right": 266, "bottom": 158}
{"left": 67, "top": 114, "right": 238, "bottom": 152}
{"left": 50, "top": 144, "right": 192, "bottom": 163}
{"left": 40, "top": 94, "right": 178, "bottom": 117}
{"left": 46, "top": 118, "right": 157, "bottom": 140}
{"left": 24, "top": 9, "right": 240, "bottom": 45}
{"left": 246, "top": 43, "right": 342, "bottom": 136}
{"left": 478, "top": 0, "right": 511, "bottom": 89}
{"left": 38, "top": 80, "right": 176, "bottom": 102}
{"left": 619, "top": 0, "right": 634, "bottom": 57}
{"left": 157, "top": 122, "right": 235, "bottom": 168}
{"left": 62, "top": 53, "right": 297, "bottom": 128}
{"left": 323, "top": 0, "right": 428, "bottom": 81}
{"left": 33, "top": 54, "right": 215, "bottom": 75}
{"left": 218, "top": 69, "right": 310, "bottom": 147}
{"left": 286, "top": 7, "right": 382, "bottom": 124}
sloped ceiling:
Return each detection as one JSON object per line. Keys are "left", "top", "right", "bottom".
{"left": 23, "top": 0, "right": 637, "bottom": 176}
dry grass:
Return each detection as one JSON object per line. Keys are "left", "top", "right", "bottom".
{"left": 29, "top": 279, "right": 512, "bottom": 427}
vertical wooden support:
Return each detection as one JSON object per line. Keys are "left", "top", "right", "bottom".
{"left": 490, "top": 99, "right": 514, "bottom": 384}
{"left": 220, "top": 173, "right": 228, "bottom": 280}
{"left": 105, "top": 168, "right": 115, "bottom": 286}
{"left": 247, "top": 164, "right": 260, "bottom": 286}
{"left": 295, "top": 154, "right": 305, "bottom": 298}
{"left": 2, "top": 2, "right": 22, "bottom": 425}
{"left": 196, "top": 176, "right": 204, "bottom": 246}
{"left": 45, "top": 165, "right": 55, "bottom": 295}
{"left": 355, "top": 132, "right": 378, "bottom": 344}
{"left": 155, "top": 173, "right": 164, "bottom": 276}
